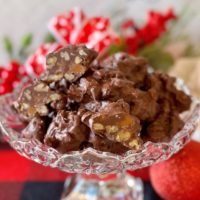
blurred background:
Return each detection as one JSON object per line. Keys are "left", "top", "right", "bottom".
{"left": 1, "top": 0, "right": 200, "bottom": 64}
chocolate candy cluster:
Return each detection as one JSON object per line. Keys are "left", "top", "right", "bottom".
{"left": 14, "top": 45, "right": 191, "bottom": 154}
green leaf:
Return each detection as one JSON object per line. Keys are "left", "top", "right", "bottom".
{"left": 21, "top": 33, "right": 33, "bottom": 49}
{"left": 3, "top": 36, "right": 13, "bottom": 56}
{"left": 108, "top": 38, "right": 126, "bottom": 55}
{"left": 44, "top": 32, "right": 56, "bottom": 43}
{"left": 139, "top": 44, "right": 174, "bottom": 72}
{"left": 19, "top": 33, "right": 33, "bottom": 60}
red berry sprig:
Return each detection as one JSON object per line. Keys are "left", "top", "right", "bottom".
{"left": 121, "top": 8, "right": 176, "bottom": 54}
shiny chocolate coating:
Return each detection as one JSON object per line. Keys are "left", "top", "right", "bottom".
{"left": 13, "top": 81, "right": 66, "bottom": 120}
{"left": 89, "top": 132, "right": 129, "bottom": 154}
{"left": 89, "top": 100, "right": 142, "bottom": 150}
{"left": 44, "top": 111, "right": 89, "bottom": 153}
{"left": 42, "top": 44, "right": 98, "bottom": 83}
{"left": 101, "top": 53, "right": 148, "bottom": 85}
{"left": 15, "top": 45, "right": 192, "bottom": 154}
{"left": 144, "top": 100, "right": 184, "bottom": 142}
{"left": 22, "top": 116, "right": 46, "bottom": 142}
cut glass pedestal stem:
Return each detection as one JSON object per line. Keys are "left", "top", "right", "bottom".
{"left": 61, "top": 172, "right": 143, "bottom": 200}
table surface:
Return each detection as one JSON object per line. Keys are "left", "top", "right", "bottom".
{"left": 0, "top": 142, "right": 162, "bottom": 200}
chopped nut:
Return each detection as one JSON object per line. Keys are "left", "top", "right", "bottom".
{"left": 34, "top": 83, "right": 49, "bottom": 92}
{"left": 60, "top": 51, "right": 70, "bottom": 61}
{"left": 36, "top": 105, "right": 49, "bottom": 116}
{"left": 64, "top": 73, "right": 75, "bottom": 81}
{"left": 105, "top": 125, "right": 119, "bottom": 134}
{"left": 49, "top": 94, "right": 62, "bottom": 101}
{"left": 56, "top": 60, "right": 66, "bottom": 68}
{"left": 71, "top": 64, "right": 85, "bottom": 74}
{"left": 22, "top": 103, "right": 29, "bottom": 110}
{"left": 24, "top": 90, "right": 31, "bottom": 100}
{"left": 93, "top": 123, "right": 105, "bottom": 131}
{"left": 116, "top": 131, "right": 131, "bottom": 142}
{"left": 27, "top": 107, "right": 37, "bottom": 117}
{"left": 46, "top": 56, "right": 57, "bottom": 69}
{"left": 47, "top": 74, "right": 63, "bottom": 82}
{"left": 118, "top": 114, "right": 135, "bottom": 128}
{"left": 128, "top": 139, "right": 140, "bottom": 149}
{"left": 79, "top": 49, "right": 87, "bottom": 56}
{"left": 75, "top": 56, "right": 82, "bottom": 64}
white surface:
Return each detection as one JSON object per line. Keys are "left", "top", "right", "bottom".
{"left": 0, "top": 0, "right": 200, "bottom": 65}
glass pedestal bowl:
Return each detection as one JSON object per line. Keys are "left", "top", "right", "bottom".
{"left": 0, "top": 79, "right": 200, "bottom": 200}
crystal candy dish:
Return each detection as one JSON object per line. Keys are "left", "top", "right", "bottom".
{"left": 0, "top": 78, "right": 200, "bottom": 175}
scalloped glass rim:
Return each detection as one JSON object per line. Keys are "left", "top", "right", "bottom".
{"left": 0, "top": 78, "right": 200, "bottom": 174}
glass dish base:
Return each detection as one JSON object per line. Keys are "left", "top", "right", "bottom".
{"left": 61, "top": 173, "right": 143, "bottom": 200}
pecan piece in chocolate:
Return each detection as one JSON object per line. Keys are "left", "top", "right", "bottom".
{"left": 89, "top": 132, "right": 129, "bottom": 154}
{"left": 92, "top": 68, "right": 125, "bottom": 80}
{"left": 22, "top": 116, "right": 46, "bottom": 142}
{"left": 144, "top": 101, "right": 184, "bottom": 142}
{"left": 130, "top": 89, "right": 159, "bottom": 121}
{"left": 101, "top": 53, "right": 148, "bottom": 85}
{"left": 13, "top": 82, "right": 65, "bottom": 119}
{"left": 79, "top": 77, "right": 101, "bottom": 101}
{"left": 67, "top": 84, "right": 85, "bottom": 103}
{"left": 43, "top": 44, "right": 97, "bottom": 83}
{"left": 101, "top": 78, "right": 136, "bottom": 102}
{"left": 158, "top": 73, "right": 192, "bottom": 112}
{"left": 89, "top": 101, "right": 142, "bottom": 150}
{"left": 44, "top": 111, "right": 89, "bottom": 153}
{"left": 144, "top": 73, "right": 191, "bottom": 112}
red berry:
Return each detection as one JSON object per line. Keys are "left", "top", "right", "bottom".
{"left": 12, "top": 78, "right": 20, "bottom": 89}
{"left": 8, "top": 61, "right": 20, "bottom": 72}
{"left": 0, "top": 67, "right": 4, "bottom": 75}
{"left": 18, "top": 65, "right": 28, "bottom": 76}
{"left": 0, "top": 69, "right": 17, "bottom": 82}
{"left": 0, "top": 82, "right": 13, "bottom": 95}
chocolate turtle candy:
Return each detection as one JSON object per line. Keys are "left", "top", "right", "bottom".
{"left": 144, "top": 100, "right": 184, "bottom": 142}
{"left": 130, "top": 89, "right": 159, "bottom": 121}
{"left": 144, "top": 73, "right": 192, "bottom": 113}
{"left": 101, "top": 78, "right": 136, "bottom": 102}
{"left": 13, "top": 45, "right": 192, "bottom": 154}
{"left": 42, "top": 44, "right": 98, "bottom": 83}
{"left": 101, "top": 53, "right": 148, "bottom": 86}
{"left": 89, "top": 100, "right": 142, "bottom": 150}
{"left": 22, "top": 116, "right": 46, "bottom": 142}
{"left": 44, "top": 111, "right": 89, "bottom": 153}
{"left": 13, "top": 81, "right": 66, "bottom": 120}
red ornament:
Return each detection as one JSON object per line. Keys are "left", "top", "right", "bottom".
{"left": 25, "top": 43, "right": 62, "bottom": 76}
{"left": 0, "top": 82, "right": 13, "bottom": 95}
{"left": 12, "top": 78, "right": 21, "bottom": 89}
{"left": 18, "top": 65, "right": 28, "bottom": 76}
{"left": 0, "top": 69, "right": 17, "bottom": 82}
{"left": 150, "top": 141, "right": 200, "bottom": 200}
{"left": 48, "top": 7, "right": 119, "bottom": 52}
{"left": 127, "top": 167, "right": 150, "bottom": 181}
